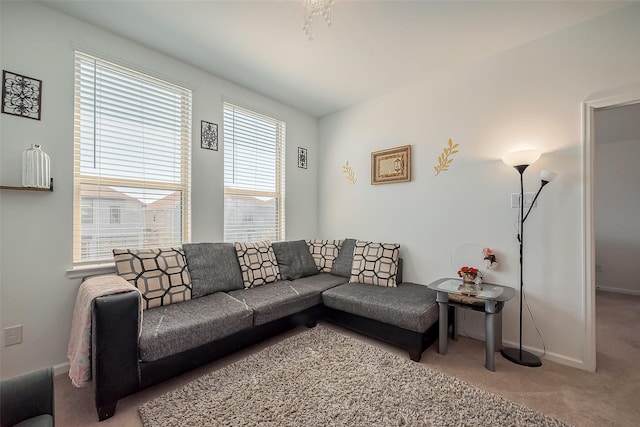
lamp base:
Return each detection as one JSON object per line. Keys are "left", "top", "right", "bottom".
{"left": 500, "top": 347, "right": 542, "bottom": 367}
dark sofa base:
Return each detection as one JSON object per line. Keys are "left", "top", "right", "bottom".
{"left": 323, "top": 305, "right": 454, "bottom": 362}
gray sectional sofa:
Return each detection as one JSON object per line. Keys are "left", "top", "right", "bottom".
{"left": 86, "top": 239, "right": 445, "bottom": 421}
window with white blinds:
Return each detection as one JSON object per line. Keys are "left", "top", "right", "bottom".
{"left": 223, "top": 102, "right": 285, "bottom": 242}
{"left": 73, "top": 51, "right": 192, "bottom": 265}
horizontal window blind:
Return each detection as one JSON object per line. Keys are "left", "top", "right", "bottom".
{"left": 73, "top": 51, "right": 191, "bottom": 264}
{"left": 223, "top": 102, "right": 285, "bottom": 242}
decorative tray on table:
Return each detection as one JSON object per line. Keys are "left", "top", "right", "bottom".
{"left": 436, "top": 279, "right": 504, "bottom": 299}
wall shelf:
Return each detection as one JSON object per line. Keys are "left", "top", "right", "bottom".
{"left": 0, "top": 178, "right": 54, "bottom": 192}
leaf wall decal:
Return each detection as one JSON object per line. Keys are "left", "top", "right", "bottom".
{"left": 434, "top": 138, "right": 460, "bottom": 176}
{"left": 342, "top": 161, "right": 357, "bottom": 185}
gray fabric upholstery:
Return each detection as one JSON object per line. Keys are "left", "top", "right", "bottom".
{"left": 322, "top": 282, "right": 439, "bottom": 333}
{"left": 13, "top": 415, "right": 54, "bottom": 427}
{"left": 139, "top": 292, "right": 253, "bottom": 362}
{"left": 288, "top": 273, "right": 348, "bottom": 294}
{"left": 272, "top": 240, "right": 319, "bottom": 280}
{"left": 183, "top": 243, "right": 244, "bottom": 297}
{"left": 227, "top": 281, "right": 320, "bottom": 326}
{"left": 0, "top": 367, "right": 54, "bottom": 427}
{"left": 331, "top": 238, "right": 357, "bottom": 278}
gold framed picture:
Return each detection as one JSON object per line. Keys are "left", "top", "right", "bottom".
{"left": 371, "top": 145, "right": 411, "bottom": 185}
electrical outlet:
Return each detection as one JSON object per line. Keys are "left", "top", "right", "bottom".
{"left": 511, "top": 192, "right": 537, "bottom": 208}
{"left": 4, "top": 325, "right": 23, "bottom": 346}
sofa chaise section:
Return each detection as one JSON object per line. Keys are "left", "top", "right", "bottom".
{"left": 322, "top": 281, "right": 443, "bottom": 361}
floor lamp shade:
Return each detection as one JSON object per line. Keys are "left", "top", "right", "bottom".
{"left": 501, "top": 149, "right": 542, "bottom": 168}
{"left": 540, "top": 170, "right": 557, "bottom": 183}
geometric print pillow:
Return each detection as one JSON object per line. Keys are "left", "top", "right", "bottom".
{"left": 306, "top": 239, "right": 343, "bottom": 273}
{"left": 113, "top": 247, "right": 192, "bottom": 310}
{"left": 234, "top": 241, "right": 281, "bottom": 288}
{"left": 349, "top": 241, "right": 400, "bottom": 287}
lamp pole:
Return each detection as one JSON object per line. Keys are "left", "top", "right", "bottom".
{"left": 500, "top": 164, "right": 546, "bottom": 367}
{"left": 518, "top": 167, "right": 526, "bottom": 361}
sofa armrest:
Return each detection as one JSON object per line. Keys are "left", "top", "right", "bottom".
{"left": 0, "top": 367, "right": 54, "bottom": 427}
{"left": 93, "top": 290, "right": 140, "bottom": 420}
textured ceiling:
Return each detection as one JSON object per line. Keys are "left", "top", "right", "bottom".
{"left": 40, "top": 0, "right": 628, "bottom": 117}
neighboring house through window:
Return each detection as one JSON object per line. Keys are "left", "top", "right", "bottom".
{"left": 223, "top": 102, "right": 285, "bottom": 242}
{"left": 73, "top": 51, "right": 192, "bottom": 264}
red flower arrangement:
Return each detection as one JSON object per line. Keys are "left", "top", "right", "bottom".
{"left": 457, "top": 266, "right": 479, "bottom": 278}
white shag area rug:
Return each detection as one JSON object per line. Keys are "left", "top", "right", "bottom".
{"left": 139, "top": 326, "right": 569, "bottom": 427}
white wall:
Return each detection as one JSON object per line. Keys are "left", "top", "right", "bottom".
{"left": 594, "top": 103, "right": 640, "bottom": 294}
{"left": 0, "top": 1, "right": 318, "bottom": 378}
{"left": 318, "top": 4, "right": 640, "bottom": 369}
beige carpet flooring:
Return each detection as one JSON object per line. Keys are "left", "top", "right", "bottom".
{"left": 54, "top": 290, "right": 640, "bottom": 426}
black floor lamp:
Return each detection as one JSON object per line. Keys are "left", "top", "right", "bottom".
{"left": 500, "top": 149, "right": 556, "bottom": 367}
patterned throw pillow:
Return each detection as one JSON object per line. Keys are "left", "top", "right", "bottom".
{"left": 234, "top": 241, "right": 281, "bottom": 288}
{"left": 306, "top": 239, "right": 343, "bottom": 273}
{"left": 113, "top": 248, "right": 192, "bottom": 310}
{"left": 349, "top": 241, "right": 400, "bottom": 287}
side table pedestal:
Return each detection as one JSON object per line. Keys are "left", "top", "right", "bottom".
{"left": 428, "top": 278, "right": 515, "bottom": 372}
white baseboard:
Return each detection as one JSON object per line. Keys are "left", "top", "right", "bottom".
{"left": 596, "top": 286, "right": 640, "bottom": 296}
{"left": 538, "top": 350, "right": 590, "bottom": 371}
{"left": 53, "top": 362, "right": 70, "bottom": 376}
{"left": 497, "top": 339, "right": 588, "bottom": 370}
{"left": 473, "top": 339, "right": 591, "bottom": 371}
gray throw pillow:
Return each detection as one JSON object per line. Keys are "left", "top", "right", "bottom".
{"left": 183, "top": 243, "right": 244, "bottom": 297}
{"left": 272, "top": 240, "right": 319, "bottom": 280}
{"left": 331, "top": 238, "right": 357, "bottom": 278}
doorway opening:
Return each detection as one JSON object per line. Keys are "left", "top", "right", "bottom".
{"left": 583, "top": 90, "right": 640, "bottom": 371}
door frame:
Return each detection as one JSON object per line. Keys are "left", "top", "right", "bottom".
{"left": 581, "top": 86, "right": 640, "bottom": 372}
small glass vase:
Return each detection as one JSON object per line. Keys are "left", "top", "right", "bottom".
{"left": 462, "top": 274, "right": 476, "bottom": 285}
{"left": 22, "top": 144, "right": 50, "bottom": 188}
{"left": 460, "top": 273, "right": 482, "bottom": 294}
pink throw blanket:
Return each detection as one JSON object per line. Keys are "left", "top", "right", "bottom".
{"left": 67, "top": 275, "right": 141, "bottom": 387}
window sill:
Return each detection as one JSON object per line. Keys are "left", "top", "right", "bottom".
{"left": 66, "top": 263, "right": 116, "bottom": 279}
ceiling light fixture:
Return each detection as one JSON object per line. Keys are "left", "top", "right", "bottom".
{"left": 303, "top": 0, "right": 334, "bottom": 41}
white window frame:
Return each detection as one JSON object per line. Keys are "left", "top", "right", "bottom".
{"left": 223, "top": 102, "right": 285, "bottom": 242}
{"left": 72, "top": 51, "right": 192, "bottom": 266}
